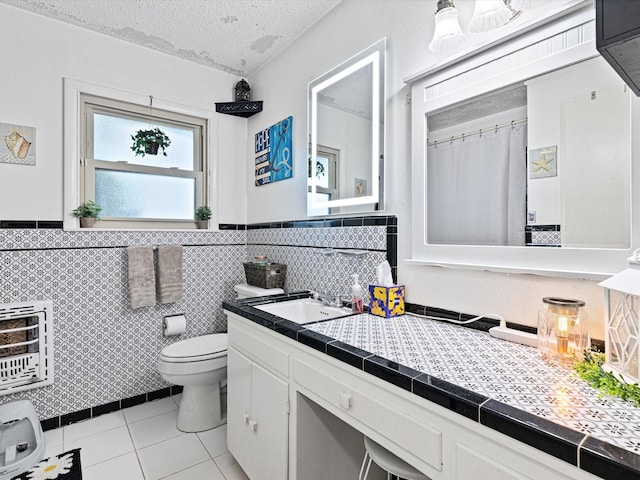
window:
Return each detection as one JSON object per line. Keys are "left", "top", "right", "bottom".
{"left": 79, "top": 94, "right": 208, "bottom": 229}
{"left": 307, "top": 145, "right": 339, "bottom": 215}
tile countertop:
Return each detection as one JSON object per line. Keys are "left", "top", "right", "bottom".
{"left": 222, "top": 293, "right": 640, "bottom": 480}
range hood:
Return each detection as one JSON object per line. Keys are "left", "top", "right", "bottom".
{"left": 596, "top": 0, "right": 640, "bottom": 96}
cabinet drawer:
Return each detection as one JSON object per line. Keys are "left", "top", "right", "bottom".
{"left": 293, "top": 358, "right": 442, "bottom": 473}
{"left": 228, "top": 315, "right": 289, "bottom": 377}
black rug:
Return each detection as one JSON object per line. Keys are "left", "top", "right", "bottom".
{"left": 11, "top": 449, "right": 82, "bottom": 480}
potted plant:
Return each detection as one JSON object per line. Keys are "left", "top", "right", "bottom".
{"left": 195, "top": 206, "right": 212, "bottom": 229}
{"left": 130, "top": 127, "right": 171, "bottom": 157}
{"left": 72, "top": 200, "right": 102, "bottom": 228}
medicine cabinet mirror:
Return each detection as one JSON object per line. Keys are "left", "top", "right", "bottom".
{"left": 307, "top": 38, "right": 385, "bottom": 216}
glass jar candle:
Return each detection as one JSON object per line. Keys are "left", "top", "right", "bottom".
{"left": 537, "top": 297, "right": 590, "bottom": 364}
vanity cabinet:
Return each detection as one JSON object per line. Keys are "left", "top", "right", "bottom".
{"left": 225, "top": 311, "right": 602, "bottom": 480}
{"left": 227, "top": 325, "right": 289, "bottom": 480}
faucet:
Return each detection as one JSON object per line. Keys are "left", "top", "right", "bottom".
{"left": 312, "top": 291, "right": 343, "bottom": 308}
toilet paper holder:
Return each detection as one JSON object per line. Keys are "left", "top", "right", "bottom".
{"left": 163, "top": 313, "right": 187, "bottom": 336}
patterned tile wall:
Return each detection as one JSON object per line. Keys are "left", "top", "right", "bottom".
{"left": 247, "top": 224, "right": 390, "bottom": 302}
{"left": 0, "top": 218, "right": 391, "bottom": 420}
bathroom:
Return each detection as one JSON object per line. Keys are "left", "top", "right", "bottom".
{"left": 0, "top": 0, "right": 638, "bottom": 479}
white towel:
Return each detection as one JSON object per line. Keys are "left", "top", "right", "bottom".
{"left": 157, "top": 245, "right": 183, "bottom": 304}
{"left": 127, "top": 246, "right": 156, "bottom": 309}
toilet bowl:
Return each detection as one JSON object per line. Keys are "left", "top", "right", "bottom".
{"left": 158, "top": 333, "right": 227, "bottom": 433}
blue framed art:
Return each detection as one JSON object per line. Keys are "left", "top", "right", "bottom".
{"left": 255, "top": 116, "right": 293, "bottom": 186}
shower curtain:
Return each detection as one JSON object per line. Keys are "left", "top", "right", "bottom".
{"left": 427, "top": 123, "right": 527, "bottom": 246}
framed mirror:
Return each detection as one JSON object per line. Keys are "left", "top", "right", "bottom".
{"left": 408, "top": 4, "right": 640, "bottom": 279}
{"left": 307, "top": 38, "right": 385, "bottom": 216}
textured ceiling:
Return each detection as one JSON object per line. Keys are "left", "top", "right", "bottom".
{"left": 0, "top": 0, "right": 341, "bottom": 76}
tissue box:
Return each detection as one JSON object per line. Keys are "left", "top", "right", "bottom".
{"left": 369, "top": 284, "right": 405, "bottom": 318}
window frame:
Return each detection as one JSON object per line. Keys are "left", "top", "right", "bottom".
{"left": 64, "top": 78, "right": 215, "bottom": 231}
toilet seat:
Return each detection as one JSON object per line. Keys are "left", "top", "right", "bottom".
{"left": 160, "top": 334, "right": 227, "bottom": 363}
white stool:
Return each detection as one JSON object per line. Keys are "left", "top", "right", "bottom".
{"left": 359, "top": 437, "right": 430, "bottom": 480}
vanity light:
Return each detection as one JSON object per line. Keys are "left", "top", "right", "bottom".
{"left": 468, "top": 0, "right": 512, "bottom": 33}
{"left": 428, "top": 0, "right": 467, "bottom": 54}
{"left": 599, "top": 255, "right": 640, "bottom": 384}
{"left": 537, "top": 297, "right": 589, "bottom": 364}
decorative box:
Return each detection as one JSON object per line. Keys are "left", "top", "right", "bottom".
{"left": 369, "top": 285, "right": 405, "bottom": 318}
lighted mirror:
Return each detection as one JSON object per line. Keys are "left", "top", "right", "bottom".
{"left": 426, "top": 56, "right": 630, "bottom": 249}
{"left": 307, "top": 38, "right": 385, "bottom": 216}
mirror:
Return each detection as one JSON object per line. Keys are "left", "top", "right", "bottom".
{"left": 307, "top": 38, "right": 385, "bottom": 216}
{"left": 426, "top": 56, "right": 631, "bottom": 249}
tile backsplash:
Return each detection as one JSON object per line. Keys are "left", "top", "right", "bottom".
{"left": 0, "top": 216, "right": 395, "bottom": 421}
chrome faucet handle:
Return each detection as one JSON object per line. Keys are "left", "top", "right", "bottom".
{"left": 333, "top": 294, "right": 343, "bottom": 308}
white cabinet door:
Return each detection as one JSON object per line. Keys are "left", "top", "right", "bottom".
{"left": 250, "top": 361, "right": 289, "bottom": 480}
{"left": 227, "top": 346, "right": 289, "bottom": 480}
{"left": 227, "top": 347, "right": 253, "bottom": 474}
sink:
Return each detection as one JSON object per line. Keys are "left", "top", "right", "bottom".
{"left": 254, "top": 298, "right": 352, "bottom": 324}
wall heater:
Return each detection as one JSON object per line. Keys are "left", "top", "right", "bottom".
{"left": 0, "top": 301, "right": 53, "bottom": 395}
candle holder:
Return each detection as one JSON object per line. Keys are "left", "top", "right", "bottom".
{"left": 537, "top": 297, "right": 589, "bottom": 364}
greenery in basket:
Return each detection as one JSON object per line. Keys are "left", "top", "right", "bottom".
{"left": 195, "top": 206, "right": 212, "bottom": 220}
{"left": 130, "top": 127, "right": 171, "bottom": 157}
{"left": 71, "top": 200, "right": 101, "bottom": 219}
{"left": 574, "top": 350, "right": 640, "bottom": 407}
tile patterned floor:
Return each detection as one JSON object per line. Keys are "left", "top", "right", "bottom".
{"left": 42, "top": 395, "right": 248, "bottom": 480}
{"left": 308, "top": 313, "right": 640, "bottom": 455}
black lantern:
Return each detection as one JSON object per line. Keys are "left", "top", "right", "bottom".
{"left": 234, "top": 79, "right": 251, "bottom": 102}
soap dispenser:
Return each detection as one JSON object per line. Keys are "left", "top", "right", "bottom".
{"left": 350, "top": 274, "right": 364, "bottom": 314}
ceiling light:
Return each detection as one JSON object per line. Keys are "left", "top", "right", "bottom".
{"left": 428, "top": 0, "right": 467, "bottom": 54}
{"left": 469, "top": 0, "right": 513, "bottom": 33}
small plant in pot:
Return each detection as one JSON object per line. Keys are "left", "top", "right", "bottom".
{"left": 195, "top": 206, "right": 212, "bottom": 229}
{"left": 130, "top": 127, "right": 171, "bottom": 157}
{"left": 72, "top": 200, "right": 101, "bottom": 228}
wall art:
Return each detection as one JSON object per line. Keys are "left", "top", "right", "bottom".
{"left": 255, "top": 116, "right": 293, "bottom": 186}
{"left": 1, "top": 123, "right": 36, "bottom": 166}
{"left": 529, "top": 145, "right": 557, "bottom": 179}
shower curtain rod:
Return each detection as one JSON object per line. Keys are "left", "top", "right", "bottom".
{"left": 427, "top": 117, "right": 527, "bottom": 147}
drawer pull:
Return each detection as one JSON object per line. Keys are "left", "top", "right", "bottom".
{"left": 243, "top": 412, "right": 250, "bottom": 423}
{"left": 339, "top": 392, "right": 352, "bottom": 410}
{"left": 249, "top": 420, "right": 258, "bottom": 432}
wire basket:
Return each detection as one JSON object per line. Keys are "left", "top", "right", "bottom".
{"left": 243, "top": 262, "right": 287, "bottom": 289}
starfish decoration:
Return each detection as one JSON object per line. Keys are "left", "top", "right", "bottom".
{"left": 532, "top": 153, "right": 554, "bottom": 172}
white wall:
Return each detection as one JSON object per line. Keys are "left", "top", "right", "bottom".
{"left": 249, "top": 0, "right": 608, "bottom": 339}
{"left": 0, "top": 3, "right": 246, "bottom": 224}
{"left": 527, "top": 57, "right": 630, "bottom": 247}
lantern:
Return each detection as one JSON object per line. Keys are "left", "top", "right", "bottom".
{"left": 537, "top": 297, "right": 589, "bottom": 364}
{"left": 598, "top": 256, "right": 640, "bottom": 383}
{"left": 234, "top": 79, "right": 251, "bottom": 102}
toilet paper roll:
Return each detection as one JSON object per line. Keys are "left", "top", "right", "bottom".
{"left": 163, "top": 314, "right": 186, "bottom": 336}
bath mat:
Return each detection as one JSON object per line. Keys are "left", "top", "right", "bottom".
{"left": 11, "top": 449, "right": 82, "bottom": 480}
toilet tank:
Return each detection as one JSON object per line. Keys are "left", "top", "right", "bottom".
{"left": 234, "top": 283, "right": 284, "bottom": 299}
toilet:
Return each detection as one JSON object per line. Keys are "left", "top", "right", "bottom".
{"left": 158, "top": 334, "right": 228, "bottom": 432}
{"left": 234, "top": 283, "right": 284, "bottom": 299}
{"left": 157, "top": 284, "right": 284, "bottom": 433}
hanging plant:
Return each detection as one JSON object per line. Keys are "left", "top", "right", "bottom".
{"left": 130, "top": 127, "right": 171, "bottom": 157}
